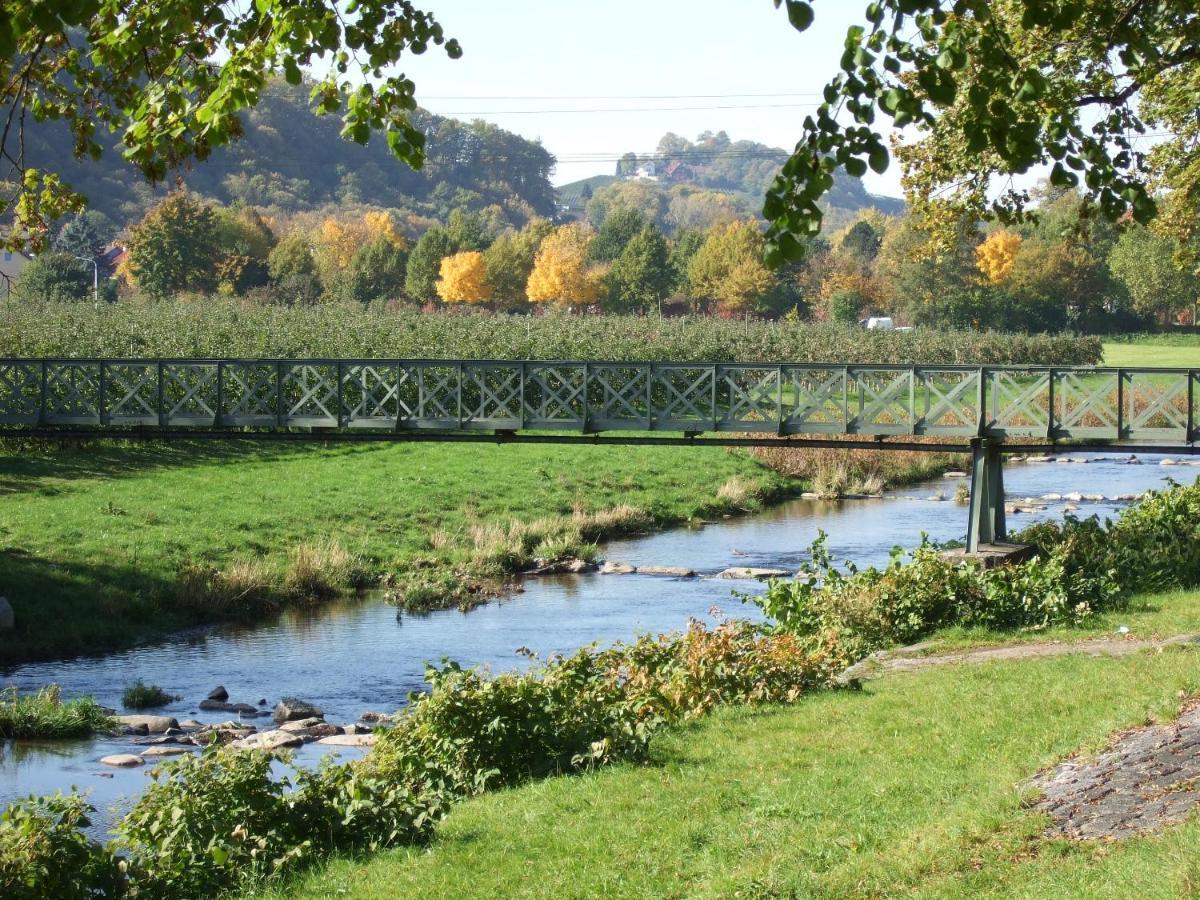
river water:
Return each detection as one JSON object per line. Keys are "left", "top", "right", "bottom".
{"left": 1, "top": 453, "right": 1196, "bottom": 827}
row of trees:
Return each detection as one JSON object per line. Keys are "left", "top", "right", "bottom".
{"left": 15, "top": 183, "right": 1200, "bottom": 329}
{"left": 801, "top": 185, "right": 1200, "bottom": 332}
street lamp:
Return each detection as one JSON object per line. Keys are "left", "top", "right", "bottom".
{"left": 74, "top": 255, "right": 99, "bottom": 306}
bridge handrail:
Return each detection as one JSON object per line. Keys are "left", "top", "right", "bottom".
{"left": 0, "top": 357, "right": 1193, "bottom": 444}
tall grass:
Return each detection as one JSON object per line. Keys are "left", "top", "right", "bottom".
{"left": 0, "top": 685, "right": 113, "bottom": 739}
{"left": 0, "top": 301, "right": 1101, "bottom": 365}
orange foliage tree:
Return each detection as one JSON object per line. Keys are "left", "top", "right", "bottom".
{"left": 975, "top": 230, "right": 1022, "bottom": 284}
{"left": 436, "top": 251, "right": 492, "bottom": 305}
{"left": 526, "top": 224, "right": 602, "bottom": 309}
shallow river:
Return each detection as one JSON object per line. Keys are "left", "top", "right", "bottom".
{"left": 1, "top": 453, "right": 1196, "bottom": 826}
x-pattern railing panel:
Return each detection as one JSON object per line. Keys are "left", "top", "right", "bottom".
{"left": 0, "top": 362, "right": 43, "bottom": 423}
{"left": 44, "top": 362, "right": 101, "bottom": 424}
{"left": 919, "top": 368, "right": 980, "bottom": 434}
{"left": 524, "top": 364, "right": 585, "bottom": 428}
{"left": 463, "top": 364, "right": 523, "bottom": 428}
{"left": 651, "top": 365, "right": 714, "bottom": 428}
{"left": 282, "top": 364, "right": 338, "bottom": 425}
{"left": 1055, "top": 370, "right": 1119, "bottom": 437}
{"left": 588, "top": 364, "right": 649, "bottom": 428}
{"left": 783, "top": 368, "right": 847, "bottom": 434}
{"left": 164, "top": 364, "right": 218, "bottom": 424}
{"left": 1123, "top": 371, "right": 1190, "bottom": 441}
{"left": 987, "top": 370, "right": 1050, "bottom": 436}
{"left": 719, "top": 366, "right": 780, "bottom": 431}
{"left": 105, "top": 363, "right": 159, "bottom": 424}
{"left": 1, "top": 359, "right": 1197, "bottom": 446}
{"left": 850, "top": 368, "right": 913, "bottom": 434}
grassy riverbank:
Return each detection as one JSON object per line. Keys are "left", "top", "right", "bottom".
{"left": 268, "top": 589, "right": 1200, "bottom": 900}
{"left": 0, "top": 440, "right": 780, "bottom": 663}
{"left": 0, "top": 437, "right": 964, "bottom": 664}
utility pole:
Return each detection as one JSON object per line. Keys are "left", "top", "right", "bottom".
{"left": 75, "top": 255, "right": 99, "bottom": 306}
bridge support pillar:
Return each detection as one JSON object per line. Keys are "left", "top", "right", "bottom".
{"left": 966, "top": 438, "right": 1006, "bottom": 553}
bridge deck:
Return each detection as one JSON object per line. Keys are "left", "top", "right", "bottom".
{"left": 0, "top": 358, "right": 1196, "bottom": 448}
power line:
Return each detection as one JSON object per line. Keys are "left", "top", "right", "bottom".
{"left": 422, "top": 91, "right": 825, "bottom": 101}
{"left": 433, "top": 102, "right": 819, "bottom": 116}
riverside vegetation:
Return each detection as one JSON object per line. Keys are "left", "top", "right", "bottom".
{"left": 5, "top": 481, "right": 1200, "bottom": 897}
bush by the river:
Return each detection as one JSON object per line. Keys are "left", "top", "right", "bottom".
{"left": 749, "top": 480, "right": 1200, "bottom": 662}
{"left": 0, "top": 301, "right": 1102, "bottom": 366}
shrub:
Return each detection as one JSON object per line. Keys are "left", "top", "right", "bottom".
{"left": 748, "top": 483, "right": 1200, "bottom": 661}
{"left": 121, "top": 681, "right": 179, "bottom": 709}
{"left": 0, "top": 793, "right": 124, "bottom": 900}
{"left": 0, "top": 685, "right": 113, "bottom": 739}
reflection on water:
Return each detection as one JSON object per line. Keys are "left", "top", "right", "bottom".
{"left": 0, "top": 454, "right": 1195, "bottom": 822}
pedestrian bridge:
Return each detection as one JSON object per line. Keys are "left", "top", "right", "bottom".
{"left": 2, "top": 358, "right": 1196, "bottom": 552}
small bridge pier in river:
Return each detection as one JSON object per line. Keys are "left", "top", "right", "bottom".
{"left": 2, "top": 358, "right": 1199, "bottom": 556}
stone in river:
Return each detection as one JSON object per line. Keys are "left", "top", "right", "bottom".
{"left": 116, "top": 714, "right": 178, "bottom": 734}
{"left": 198, "top": 698, "right": 234, "bottom": 712}
{"left": 318, "top": 733, "right": 377, "bottom": 748}
{"left": 636, "top": 566, "right": 696, "bottom": 578}
{"left": 232, "top": 730, "right": 304, "bottom": 751}
{"left": 101, "top": 754, "right": 143, "bottom": 767}
{"left": 206, "top": 685, "right": 229, "bottom": 702}
{"left": 273, "top": 697, "right": 324, "bottom": 724}
{"left": 140, "top": 746, "right": 193, "bottom": 758}
{"left": 715, "top": 567, "right": 791, "bottom": 580}
{"left": 599, "top": 560, "right": 636, "bottom": 575}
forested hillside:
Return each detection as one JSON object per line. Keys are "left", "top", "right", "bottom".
{"left": 565, "top": 131, "right": 904, "bottom": 234}
{"left": 26, "top": 80, "right": 557, "bottom": 234}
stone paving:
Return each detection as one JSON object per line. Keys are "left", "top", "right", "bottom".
{"left": 1028, "top": 699, "right": 1200, "bottom": 840}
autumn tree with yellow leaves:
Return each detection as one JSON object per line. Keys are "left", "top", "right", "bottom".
{"left": 975, "top": 231, "right": 1022, "bottom": 284}
{"left": 436, "top": 251, "right": 492, "bottom": 305}
{"left": 526, "top": 224, "right": 603, "bottom": 309}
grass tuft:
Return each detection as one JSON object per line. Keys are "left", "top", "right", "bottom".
{"left": 283, "top": 540, "right": 370, "bottom": 601}
{"left": 0, "top": 685, "right": 113, "bottom": 739}
{"left": 121, "top": 680, "right": 179, "bottom": 709}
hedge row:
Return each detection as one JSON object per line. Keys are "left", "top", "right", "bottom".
{"left": 0, "top": 301, "right": 1103, "bottom": 365}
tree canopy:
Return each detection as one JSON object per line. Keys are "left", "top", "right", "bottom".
{"left": 1, "top": 0, "right": 461, "bottom": 249}
{"left": 764, "top": 0, "right": 1200, "bottom": 264}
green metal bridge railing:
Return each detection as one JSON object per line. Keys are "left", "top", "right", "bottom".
{"left": 2, "top": 358, "right": 1196, "bottom": 553}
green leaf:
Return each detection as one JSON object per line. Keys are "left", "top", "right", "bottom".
{"left": 785, "top": 1, "right": 815, "bottom": 31}
{"left": 844, "top": 157, "right": 867, "bottom": 178}
{"left": 868, "top": 145, "right": 889, "bottom": 174}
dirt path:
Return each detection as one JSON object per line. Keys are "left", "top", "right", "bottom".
{"left": 837, "top": 633, "right": 1200, "bottom": 685}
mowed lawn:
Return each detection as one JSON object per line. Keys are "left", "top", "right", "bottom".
{"left": 1104, "top": 337, "right": 1200, "bottom": 368}
{"left": 0, "top": 440, "right": 785, "bottom": 662}
{"left": 269, "top": 592, "right": 1200, "bottom": 900}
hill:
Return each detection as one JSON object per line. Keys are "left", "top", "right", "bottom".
{"left": 26, "top": 80, "right": 558, "bottom": 235}
{"left": 591, "top": 131, "right": 904, "bottom": 232}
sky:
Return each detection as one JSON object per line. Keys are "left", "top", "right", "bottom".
{"left": 395, "top": 1, "right": 904, "bottom": 195}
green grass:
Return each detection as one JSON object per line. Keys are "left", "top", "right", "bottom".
{"left": 1104, "top": 335, "right": 1200, "bottom": 368}
{"left": 0, "top": 439, "right": 793, "bottom": 663}
{"left": 0, "top": 685, "right": 113, "bottom": 739}
{"left": 265, "top": 596, "right": 1200, "bottom": 899}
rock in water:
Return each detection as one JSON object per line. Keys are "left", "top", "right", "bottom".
{"left": 115, "top": 714, "right": 178, "bottom": 734}
{"left": 318, "top": 733, "right": 377, "bottom": 747}
{"left": 101, "top": 754, "right": 143, "bottom": 767}
{"left": 273, "top": 697, "right": 324, "bottom": 724}
{"left": 0, "top": 597, "right": 12, "bottom": 631}
{"left": 232, "top": 730, "right": 304, "bottom": 751}
{"left": 206, "top": 685, "right": 229, "bottom": 702}
{"left": 636, "top": 566, "right": 696, "bottom": 578}
{"left": 599, "top": 561, "right": 636, "bottom": 575}
{"left": 715, "top": 567, "right": 791, "bottom": 580}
